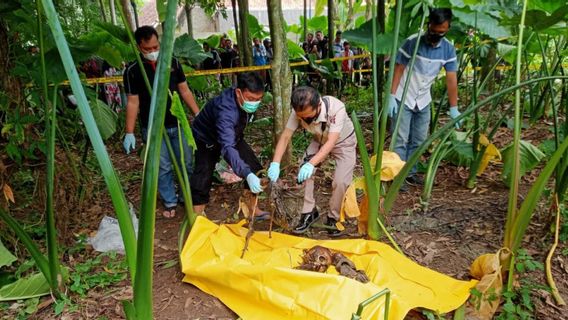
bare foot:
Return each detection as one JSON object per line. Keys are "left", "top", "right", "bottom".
{"left": 163, "top": 207, "right": 176, "bottom": 218}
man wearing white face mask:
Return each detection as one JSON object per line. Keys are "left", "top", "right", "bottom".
{"left": 123, "top": 26, "right": 200, "bottom": 218}
{"left": 267, "top": 86, "right": 356, "bottom": 236}
{"left": 190, "top": 72, "right": 268, "bottom": 218}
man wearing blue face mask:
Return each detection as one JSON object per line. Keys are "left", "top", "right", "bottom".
{"left": 190, "top": 72, "right": 268, "bottom": 218}
{"left": 123, "top": 25, "right": 200, "bottom": 218}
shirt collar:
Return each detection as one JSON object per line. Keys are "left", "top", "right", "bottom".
{"left": 315, "top": 98, "right": 326, "bottom": 123}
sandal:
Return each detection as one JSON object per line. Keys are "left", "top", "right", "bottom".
{"left": 162, "top": 206, "right": 177, "bottom": 218}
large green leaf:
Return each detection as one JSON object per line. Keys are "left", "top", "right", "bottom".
{"left": 174, "top": 34, "right": 210, "bottom": 65}
{"left": 444, "top": 140, "right": 474, "bottom": 167}
{"left": 0, "top": 272, "right": 50, "bottom": 301}
{"left": 315, "top": 0, "right": 326, "bottom": 17}
{"left": 0, "top": 0, "right": 21, "bottom": 14}
{"left": 497, "top": 42, "right": 517, "bottom": 64}
{"left": 170, "top": 92, "right": 196, "bottom": 152}
{"left": 156, "top": 0, "right": 167, "bottom": 22}
{"left": 0, "top": 239, "right": 16, "bottom": 268}
{"left": 96, "top": 45, "right": 123, "bottom": 69}
{"left": 343, "top": 19, "right": 395, "bottom": 53}
{"left": 202, "top": 34, "right": 221, "bottom": 48}
{"left": 287, "top": 40, "right": 305, "bottom": 59}
{"left": 501, "top": 140, "right": 546, "bottom": 187}
{"left": 186, "top": 74, "right": 209, "bottom": 92}
{"left": 452, "top": 9, "right": 512, "bottom": 39}
{"left": 524, "top": 6, "right": 568, "bottom": 31}
{"left": 528, "top": 0, "right": 566, "bottom": 13}
{"left": 287, "top": 23, "right": 303, "bottom": 35}
{"left": 90, "top": 99, "right": 117, "bottom": 140}
{"left": 308, "top": 55, "right": 342, "bottom": 80}
{"left": 308, "top": 15, "right": 328, "bottom": 33}
{"left": 93, "top": 21, "right": 129, "bottom": 43}
{"left": 247, "top": 14, "right": 269, "bottom": 40}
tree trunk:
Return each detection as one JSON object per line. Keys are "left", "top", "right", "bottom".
{"left": 481, "top": 45, "right": 497, "bottom": 93}
{"left": 303, "top": 0, "right": 307, "bottom": 42}
{"left": 365, "top": 0, "right": 372, "bottom": 20}
{"left": 344, "top": 0, "right": 354, "bottom": 30}
{"left": 109, "top": 0, "right": 117, "bottom": 24}
{"left": 237, "top": 0, "right": 252, "bottom": 66}
{"left": 267, "top": 0, "right": 292, "bottom": 165}
{"left": 0, "top": 20, "right": 23, "bottom": 123}
{"left": 98, "top": 0, "right": 107, "bottom": 23}
{"left": 327, "top": 0, "right": 334, "bottom": 59}
{"left": 184, "top": 2, "right": 193, "bottom": 37}
{"left": 231, "top": 0, "right": 240, "bottom": 45}
{"left": 119, "top": 0, "right": 134, "bottom": 31}
{"left": 130, "top": 0, "right": 139, "bottom": 29}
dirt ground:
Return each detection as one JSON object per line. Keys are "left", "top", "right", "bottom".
{"left": 26, "top": 115, "right": 568, "bottom": 320}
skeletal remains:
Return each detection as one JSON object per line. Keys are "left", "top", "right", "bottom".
{"left": 296, "top": 245, "right": 370, "bottom": 283}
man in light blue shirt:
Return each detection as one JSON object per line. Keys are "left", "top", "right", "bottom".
{"left": 388, "top": 8, "right": 461, "bottom": 188}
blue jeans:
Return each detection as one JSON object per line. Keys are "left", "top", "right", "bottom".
{"left": 142, "top": 127, "right": 193, "bottom": 208}
{"left": 392, "top": 102, "right": 430, "bottom": 176}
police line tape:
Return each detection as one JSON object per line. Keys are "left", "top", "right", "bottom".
{"left": 61, "top": 54, "right": 370, "bottom": 86}
{"left": 58, "top": 52, "right": 559, "bottom": 86}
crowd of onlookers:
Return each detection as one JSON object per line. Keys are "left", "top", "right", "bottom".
{"left": 76, "top": 31, "right": 374, "bottom": 111}
{"left": 198, "top": 31, "right": 373, "bottom": 87}
{"left": 300, "top": 30, "right": 373, "bottom": 87}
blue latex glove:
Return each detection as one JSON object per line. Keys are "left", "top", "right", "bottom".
{"left": 246, "top": 173, "right": 263, "bottom": 194}
{"left": 267, "top": 162, "right": 280, "bottom": 182}
{"left": 387, "top": 94, "right": 398, "bottom": 118}
{"left": 449, "top": 106, "right": 462, "bottom": 129}
{"left": 297, "top": 162, "right": 315, "bottom": 183}
{"left": 123, "top": 133, "right": 136, "bottom": 154}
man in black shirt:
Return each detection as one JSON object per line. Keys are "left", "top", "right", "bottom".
{"left": 220, "top": 39, "right": 237, "bottom": 69}
{"left": 315, "top": 30, "right": 328, "bottom": 58}
{"left": 202, "top": 42, "right": 221, "bottom": 70}
{"left": 123, "top": 26, "right": 200, "bottom": 218}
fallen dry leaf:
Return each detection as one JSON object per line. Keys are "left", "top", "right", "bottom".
{"left": 466, "top": 249, "right": 509, "bottom": 320}
{"left": 3, "top": 183, "right": 15, "bottom": 203}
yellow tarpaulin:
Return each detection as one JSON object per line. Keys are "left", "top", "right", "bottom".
{"left": 181, "top": 217, "right": 477, "bottom": 319}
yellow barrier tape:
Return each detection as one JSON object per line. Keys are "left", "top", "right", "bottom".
{"left": 46, "top": 51, "right": 566, "bottom": 87}
{"left": 181, "top": 216, "right": 477, "bottom": 320}
{"left": 58, "top": 54, "right": 371, "bottom": 86}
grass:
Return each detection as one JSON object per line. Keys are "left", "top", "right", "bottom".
{"left": 69, "top": 251, "right": 128, "bottom": 297}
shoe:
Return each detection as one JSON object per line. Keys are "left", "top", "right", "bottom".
{"left": 405, "top": 175, "right": 424, "bottom": 186}
{"left": 399, "top": 182, "right": 408, "bottom": 193}
{"left": 326, "top": 218, "right": 342, "bottom": 237}
{"left": 292, "top": 208, "right": 319, "bottom": 234}
{"left": 254, "top": 211, "right": 271, "bottom": 222}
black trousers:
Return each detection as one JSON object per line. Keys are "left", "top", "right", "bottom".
{"left": 190, "top": 139, "right": 262, "bottom": 205}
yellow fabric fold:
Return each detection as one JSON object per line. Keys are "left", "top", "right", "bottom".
{"left": 181, "top": 217, "right": 476, "bottom": 320}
